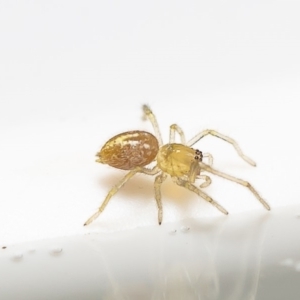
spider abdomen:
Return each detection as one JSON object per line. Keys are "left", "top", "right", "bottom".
{"left": 96, "top": 130, "right": 159, "bottom": 170}
{"left": 157, "top": 144, "right": 202, "bottom": 181}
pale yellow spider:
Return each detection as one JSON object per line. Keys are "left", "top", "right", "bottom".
{"left": 84, "top": 105, "right": 270, "bottom": 226}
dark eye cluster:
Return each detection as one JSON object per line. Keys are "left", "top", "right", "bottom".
{"left": 194, "top": 149, "right": 203, "bottom": 161}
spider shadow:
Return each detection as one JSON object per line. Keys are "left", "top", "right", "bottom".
{"left": 96, "top": 170, "right": 213, "bottom": 217}
{"left": 96, "top": 171, "right": 156, "bottom": 203}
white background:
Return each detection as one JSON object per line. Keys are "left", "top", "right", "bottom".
{"left": 1, "top": 0, "right": 300, "bottom": 246}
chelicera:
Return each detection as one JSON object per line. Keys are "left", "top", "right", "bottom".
{"left": 84, "top": 105, "right": 270, "bottom": 226}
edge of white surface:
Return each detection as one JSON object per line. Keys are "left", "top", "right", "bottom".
{"left": 1, "top": 204, "right": 300, "bottom": 300}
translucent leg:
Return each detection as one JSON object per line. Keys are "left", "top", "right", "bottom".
{"left": 143, "top": 105, "right": 163, "bottom": 147}
{"left": 187, "top": 129, "right": 256, "bottom": 166}
{"left": 84, "top": 166, "right": 160, "bottom": 226}
{"left": 200, "top": 163, "right": 271, "bottom": 211}
{"left": 175, "top": 178, "right": 229, "bottom": 215}
{"left": 169, "top": 124, "right": 186, "bottom": 144}
{"left": 203, "top": 152, "right": 213, "bottom": 166}
{"left": 198, "top": 175, "right": 212, "bottom": 188}
{"left": 154, "top": 173, "right": 167, "bottom": 225}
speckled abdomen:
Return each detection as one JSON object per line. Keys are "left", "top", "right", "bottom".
{"left": 96, "top": 130, "right": 159, "bottom": 170}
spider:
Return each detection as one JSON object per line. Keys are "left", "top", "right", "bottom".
{"left": 84, "top": 105, "right": 270, "bottom": 226}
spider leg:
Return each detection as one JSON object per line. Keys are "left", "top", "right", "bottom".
{"left": 198, "top": 175, "right": 212, "bottom": 188}
{"left": 169, "top": 124, "right": 186, "bottom": 144}
{"left": 154, "top": 173, "right": 167, "bottom": 225}
{"left": 141, "top": 165, "right": 161, "bottom": 175}
{"left": 200, "top": 162, "right": 271, "bottom": 210}
{"left": 84, "top": 166, "right": 160, "bottom": 226}
{"left": 84, "top": 168, "right": 140, "bottom": 226}
{"left": 174, "top": 177, "right": 228, "bottom": 215}
{"left": 143, "top": 105, "right": 163, "bottom": 147}
{"left": 187, "top": 129, "right": 256, "bottom": 166}
{"left": 203, "top": 152, "right": 213, "bottom": 166}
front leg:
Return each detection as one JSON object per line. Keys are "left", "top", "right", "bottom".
{"left": 187, "top": 129, "right": 256, "bottom": 166}
{"left": 200, "top": 162, "right": 271, "bottom": 211}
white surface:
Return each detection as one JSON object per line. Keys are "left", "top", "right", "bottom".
{"left": 0, "top": 0, "right": 300, "bottom": 298}
{"left": 1, "top": 206, "right": 300, "bottom": 300}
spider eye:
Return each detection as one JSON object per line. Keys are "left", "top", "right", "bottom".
{"left": 194, "top": 150, "right": 203, "bottom": 161}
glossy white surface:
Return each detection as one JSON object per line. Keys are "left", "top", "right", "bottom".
{"left": 1, "top": 206, "right": 300, "bottom": 299}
